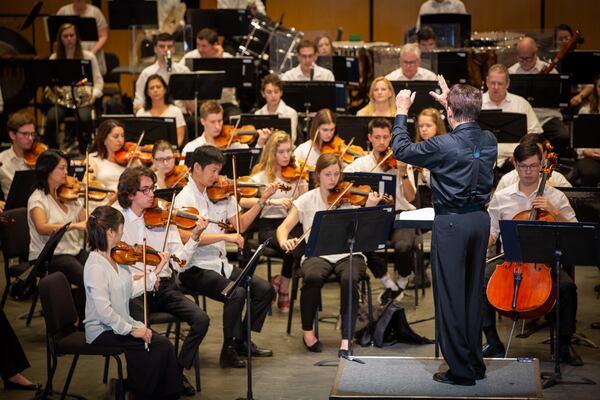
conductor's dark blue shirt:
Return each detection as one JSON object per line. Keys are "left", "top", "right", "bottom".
{"left": 392, "top": 115, "right": 497, "bottom": 210}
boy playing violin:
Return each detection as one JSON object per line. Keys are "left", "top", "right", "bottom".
{"left": 115, "top": 166, "right": 209, "bottom": 396}
{"left": 174, "top": 145, "right": 277, "bottom": 368}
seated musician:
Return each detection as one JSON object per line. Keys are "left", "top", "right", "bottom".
{"left": 385, "top": 43, "right": 437, "bottom": 82}
{"left": 483, "top": 142, "right": 581, "bottom": 365}
{"left": 417, "top": 26, "right": 437, "bottom": 52}
{"left": 356, "top": 77, "right": 397, "bottom": 117}
{"left": 181, "top": 101, "right": 271, "bottom": 156}
{"left": 83, "top": 206, "right": 184, "bottom": 398}
{"left": 28, "top": 150, "right": 88, "bottom": 325}
{"left": 277, "top": 153, "right": 382, "bottom": 356}
{"left": 115, "top": 167, "right": 209, "bottom": 396}
{"left": 408, "top": 108, "right": 447, "bottom": 193}
{"left": 574, "top": 74, "right": 600, "bottom": 187}
{"left": 315, "top": 35, "right": 335, "bottom": 57}
{"left": 416, "top": 0, "right": 467, "bottom": 29}
{"left": 178, "top": 28, "right": 240, "bottom": 119}
{"left": 507, "top": 37, "right": 569, "bottom": 156}
{"left": 280, "top": 40, "right": 335, "bottom": 82}
{"left": 173, "top": 145, "right": 276, "bottom": 368}
{"left": 239, "top": 131, "right": 308, "bottom": 312}
{"left": 554, "top": 24, "right": 593, "bottom": 107}
{"left": 151, "top": 139, "right": 183, "bottom": 189}
{"left": 496, "top": 134, "right": 572, "bottom": 191}
{"left": 481, "top": 64, "right": 543, "bottom": 171}
{"left": 293, "top": 108, "right": 336, "bottom": 166}
{"left": 344, "top": 118, "right": 417, "bottom": 303}
{"left": 255, "top": 74, "right": 299, "bottom": 144}
{"left": 0, "top": 112, "right": 35, "bottom": 207}
{"left": 136, "top": 74, "right": 186, "bottom": 147}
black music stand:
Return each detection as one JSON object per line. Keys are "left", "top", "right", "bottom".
{"left": 5, "top": 170, "right": 36, "bottom": 210}
{"left": 282, "top": 81, "right": 347, "bottom": 113}
{"left": 183, "top": 148, "right": 261, "bottom": 177}
{"left": 560, "top": 51, "right": 600, "bottom": 84}
{"left": 421, "top": 51, "right": 469, "bottom": 84}
{"left": 477, "top": 111, "right": 527, "bottom": 143}
{"left": 186, "top": 57, "right": 255, "bottom": 89}
{"left": 306, "top": 205, "right": 395, "bottom": 366}
{"left": 96, "top": 116, "right": 178, "bottom": 146}
{"left": 420, "top": 13, "right": 471, "bottom": 48}
{"left": 232, "top": 114, "right": 292, "bottom": 134}
{"left": 46, "top": 16, "right": 98, "bottom": 44}
{"left": 334, "top": 116, "right": 397, "bottom": 149}
{"left": 509, "top": 74, "right": 571, "bottom": 108}
{"left": 108, "top": 0, "right": 158, "bottom": 29}
{"left": 221, "top": 238, "right": 272, "bottom": 400}
{"left": 169, "top": 71, "right": 225, "bottom": 139}
{"left": 558, "top": 187, "right": 600, "bottom": 224}
{"left": 316, "top": 56, "right": 360, "bottom": 86}
{"left": 572, "top": 114, "right": 600, "bottom": 149}
{"left": 390, "top": 81, "right": 443, "bottom": 117}
{"left": 186, "top": 8, "right": 250, "bottom": 39}
{"left": 500, "top": 219, "right": 599, "bottom": 389}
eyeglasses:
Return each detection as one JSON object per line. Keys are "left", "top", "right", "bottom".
{"left": 400, "top": 60, "right": 417, "bottom": 65}
{"left": 154, "top": 156, "right": 175, "bottom": 163}
{"left": 517, "top": 55, "right": 535, "bottom": 62}
{"left": 137, "top": 185, "right": 156, "bottom": 195}
{"left": 16, "top": 131, "right": 36, "bottom": 138}
{"left": 517, "top": 163, "right": 541, "bottom": 171}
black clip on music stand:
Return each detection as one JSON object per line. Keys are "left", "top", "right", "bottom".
{"left": 169, "top": 71, "right": 226, "bottom": 139}
{"left": 501, "top": 219, "right": 599, "bottom": 389}
{"left": 305, "top": 205, "right": 395, "bottom": 366}
{"left": 221, "top": 238, "right": 272, "bottom": 400}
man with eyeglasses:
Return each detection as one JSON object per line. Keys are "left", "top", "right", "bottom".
{"left": 507, "top": 37, "right": 570, "bottom": 157}
{"left": 280, "top": 40, "right": 334, "bottom": 81}
{"left": 385, "top": 43, "right": 437, "bottom": 82}
{"left": 483, "top": 141, "right": 581, "bottom": 366}
{"left": 0, "top": 112, "right": 35, "bottom": 206}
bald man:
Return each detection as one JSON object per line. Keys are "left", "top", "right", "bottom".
{"left": 507, "top": 37, "right": 569, "bottom": 156}
{"left": 385, "top": 43, "right": 437, "bottom": 81}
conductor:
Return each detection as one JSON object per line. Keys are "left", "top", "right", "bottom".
{"left": 391, "top": 76, "right": 497, "bottom": 386}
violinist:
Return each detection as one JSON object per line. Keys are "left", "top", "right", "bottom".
{"left": 239, "top": 131, "right": 308, "bottom": 312}
{"left": 136, "top": 74, "right": 186, "bottom": 147}
{"left": 276, "top": 153, "right": 382, "bottom": 357}
{"left": 151, "top": 139, "right": 184, "bottom": 189}
{"left": 0, "top": 111, "right": 35, "bottom": 202}
{"left": 116, "top": 167, "right": 209, "bottom": 395}
{"left": 356, "top": 77, "right": 397, "bottom": 117}
{"left": 484, "top": 142, "right": 580, "bottom": 365}
{"left": 83, "top": 206, "right": 184, "bottom": 399}
{"left": 255, "top": 74, "right": 299, "bottom": 144}
{"left": 173, "top": 145, "right": 276, "bottom": 368}
{"left": 344, "top": 118, "right": 417, "bottom": 303}
{"left": 28, "top": 150, "right": 88, "bottom": 325}
{"left": 181, "top": 101, "right": 271, "bottom": 156}
{"left": 293, "top": 108, "right": 336, "bottom": 166}
{"left": 280, "top": 40, "right": 334, "bottom": 82}
{"left": 409, "top": 108, "right": 447, "bottom": 194}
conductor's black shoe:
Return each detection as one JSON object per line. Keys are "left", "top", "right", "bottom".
{"left": 220, "top": 343, "right": 246, "bottom": 368}
{"left": 559, "top": 346, "right": 584, "bottom": 367}
{"left": 433, "top": 371, "right": 475, "bottom": 386}
{"left": 181, "top": 375, "right": 195, "bottom": 397}
{"left": 378, "top": 288, "right": 403, "bottom": 305}
{"left": 3, "top": 380, "right": 42, "bottom": 391}
{"left": 234, "top": 340, "right": 273, "bottom": 357}
{"left": 482, "top": 343, "right": 505, "bottom": 358}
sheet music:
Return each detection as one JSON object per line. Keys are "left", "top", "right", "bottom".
{"left": 397, "top": 207, "right": 435, "bottom": 221}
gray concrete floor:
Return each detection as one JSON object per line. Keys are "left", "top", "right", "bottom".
{"left": 1, "top": 262, "right": 599, "bottom": 399}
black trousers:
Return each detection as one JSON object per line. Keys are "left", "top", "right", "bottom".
{"left": 130, "top": 279, "right": 210, "bottom": 370}
{"left": 364, "top": 228, "right": 416, "bottom": 279}
{"left": 44, "top": 105, "right": 93, "bottom": 150}
{"left": 0, "top": 309, "right": 30, "bottom": 381}
{"left": 482, "top": 259, "right": 578, "bottom": 339}
{"left": 179, "top": 266, "right": 275, "bottom": 340}
{"left": 541, "top": 117, "right": 570, "bottom": 157}
{"left": 92, "top": 330, "right": 182, "bottom": 399}
{"left": 575, "top": 157, "right": 600, "bottom": 187}
{"left": 300, "top": 255, "right": 367, "bottom": 340}
{"left": 431, "top": 211, "right": 489, "bottom": 381}
{"left": 48, "top": 250, "right": 88, "bottom": 325}
{"left": 258, "top": 218, "right": 302, "bottom": 279}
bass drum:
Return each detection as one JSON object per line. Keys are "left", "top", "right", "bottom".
{"left": 0, "top": 27, "right": 37, "bottom": 111}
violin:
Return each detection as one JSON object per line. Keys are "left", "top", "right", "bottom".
{"left": 327, "top": 181, "right": 394, "bottom": 207}
{"left": 214, "top": 124, "right": 260, "bottom": 149}
{"left": 321, "top": 136, "right": 366, "bottom": 164}
{"left": 24, "top": 141, "right": 48, "bottom": 168}
{"left": 144, "top": 199, "right": 234, "bottom": 231}
{"left": 114, "top": 142, "right": 153, "bottom": 165}
{"left": 486, "top": 152, "right": 559, "bottom": 320}
{"left": 207, "top": 175, "right": 291, "bottom": 203}
{"left": 57, "top": 176, "right": 114, "bottom": 202}
{"left": 164, "top": 164, "right": 189, "bottom": 188}
{"left": 111, "top": 241, "right": 184, "bottom": 267}
{"left": 281, "top": 157, "right": 314, "bottom": 182}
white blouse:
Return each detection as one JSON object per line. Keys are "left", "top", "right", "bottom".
{"left": 250, "top": 170, "right": 307, "bottom": 219}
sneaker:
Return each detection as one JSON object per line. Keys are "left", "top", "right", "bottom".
{"left": 378, "top": 288, "right": 403, "bottom": 305}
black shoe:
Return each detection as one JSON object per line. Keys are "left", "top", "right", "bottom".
{"left": 181, "top": 375, "right": 195, "bottom": 397}
{"left": 559, "top": 346, "right": 584, "bottom": 367}
{"left": 3, "top": 380, "right": 42, "bottom": 391}
{"left": 338, "top": 348, "right": 351, "bottom": 358}
{"left": 220, "top": 343, "right": 246, "bottom": 368}
{"left": 433, "top": 371, "right": 475, "bottom": 386}
{"left": 406, "top": 278, "right": 431, "bottom": 290}
{"left": 303, "top": 337, "right": 322, "bottom": 353}
{"left": 378, "top": 288, "right": 403, "bottom": 305}
{"left": 482, "top": 342, "right": 505, "bottom": 358}
{"left": 235, "top": 340, "right": 273, "bottom": 357}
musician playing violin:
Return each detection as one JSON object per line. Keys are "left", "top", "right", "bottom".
{"left": 483, "top": 142, "right": 580, "bottom": 365}
{"left": 115, "top": 167, "right": 209, "bottom": 395}
{"left": 173, "top": 145, "right": 277, "bottom": 369}
{"left": 344, "top": 118, "right": 417, "bottom": 303}
{"left": 181, "top": 101, "right": 271, "bottom": 156}
{"left": 151, "top": 139, "right": 183, "bottom": 189}
{"left": 293, "top": 108, "right": 336, "bottom": 166}
{"left": 276, "top": 153, "right": 382, "bottom": 357}
{"left": 239, "top": 131, "right": 308, "bottom": 312}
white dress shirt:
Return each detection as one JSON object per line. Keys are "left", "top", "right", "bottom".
{"left": 255, "top": 100, "right": 299, "bottom": 144}
{"left": 293, "top": 140, "right": 320, "bottom": 166}
{"left": 181, "top": 133, "right": 248, "bottom": 156}
{"left": 49, "top": 50, "right": 104, "bottom": 99}
{"left": 280, "top": 64, "right": 335, "bottom": 82}
{"left": 134, "top": 61, "right": 190, "bottom": 111}
{"left": 250, "top": 170, "right": 307, "bottom": 219}
{"left": 495, "top": 169, "right": 572, "bottom": 192}
{"left": 0, "top": 147, "right": 30, "bottom": 199}
{"left": 385, "top": 67, "right": 437, "bottom": 81}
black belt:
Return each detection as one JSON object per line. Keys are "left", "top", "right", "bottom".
{"left": 435, "top": 204, "right": 485, "bottom": 215}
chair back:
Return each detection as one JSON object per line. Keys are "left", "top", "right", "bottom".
{"left": 0, "top": 207, "right": 29, "bottom": 261}
{"left": 39, "top": 272, "right": 78, "bottom": 337}
{"left": 103, "top": 52, "right": 120, "bottom": 83}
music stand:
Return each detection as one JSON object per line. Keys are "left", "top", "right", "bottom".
{"left": 477, "top": 111, "right": 527, "bottom": 143}
{"left": 334, "top": 116, "right": 397, "bottom": 149}
{"left": 186, "top": 8, "right": 250, "bottom": 39}
{"left": 232, "top": 114, "right": 292, "bottom": 134}
{"left": 5, "top": 170, "right": 36, "bottom": 210}
{"left": 221, "top": 238, "right": 272, "bottom": 400}
{"left": 508, "top": 74, "right": 571, "bottom": 108}
{"left": 186, "top": 57, "right": 254, "bottom": 89}
{"left": 572, "top": 114, "right": 600, "bottom": 149}
{"left": 46, "top": 16, "right": 98, "bottom": 43}
{"left": 305, "top": 205, "right": 395, "bottom": 365}
{"left": 421, "top": 51, "right": 469, "bottom": 84}
{"left": 390, "top": 81, "right": 443, "bottom": 116}
{"left": 316, "top": 56, "right": 360, "bottom": 86}
{"left": 420, "top": 13, "right": 471, "bottom": 48}
{"left": 500, "top": 219, "right": 599, "bottom": 389}
{"left": 557, "top": 187, "right": 600, "bottom": 223}
{"left": 108, "top": 0, "right": 158, "bottom": 29}
{"left": 282, "top": 81, "right": 347, "bottom": 113}
{"left": 169, "top": 71, "right": 225, "bottom": 139}
{"left": 183, "top": 148, "right": 261, "bottom": 177}
{"left": 96, "top": 116, "right": 178, "bottom": 146}
{"left": 560, "top": 51, "right": 600, "bottom": 84}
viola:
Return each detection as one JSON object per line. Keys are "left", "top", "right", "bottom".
{"left": 207, "top": 175, "right": 291, "bottom": 203}
{"left": 111, "top": 241, "right": 184, "bottom": 267}
{"left": 486, "top": 152, "right": 559, "bottom": 320}
{"left": 24, "top": 141, "right": 48, "bottom": 168}
{"left": 57, "top": 176, "right": 114, "bottom": 202}
{"left": 144, "top": 200, "right": 234, "bottom": 231}
{"left": 327, "top": 181, "right": 394, "bottom": 207}
{"left": 320, "top": 136, "right": 366, "bottom": 164}
{"left": 164, "top": 164, "right": 189, "bottom": 188}
{"left": 214, "top": 124, "right": 260, "bottom": 149}
{"left": 281, "top": 157, "right": 314, "bottom": 182}
{"left": 114, "top": 142, "right": 153, "bottom": 166}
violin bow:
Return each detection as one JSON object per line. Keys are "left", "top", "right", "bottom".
{"left": 231, "top": 155, "right": 242, "bottom": 235}
{"left": 169, "top": 166, "right": 190, "bottom": 188}
{"left": 339, "top": 137, "right": 355, "bottom": 162}
{"left": 127, "top": 131, "right": 146, "bottom": 169}
{"left": 227, "top": 117, "right": 243, "bottom": 149}
{"left": 142, "top": 238, "right": 149, "bottom": 351}
{"left": 161, "top": 192, "right": 177, "bottom": 253}
{"left": 371, "top": 149, "right": 394, "bottom": 172}
{"left": 85, "top": 150, "right": 90, "bottom": 219}
{"left": 290, "top": 132, "right": 320, "bottom": 199}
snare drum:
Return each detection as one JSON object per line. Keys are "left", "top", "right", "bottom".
{"left": 238, "top": 18, "right": 274, "bottom": 58}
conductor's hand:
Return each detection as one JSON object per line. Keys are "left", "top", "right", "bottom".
{"left": 281, "top": 237, "right": 299, "bottom": 252}
{"left": 365, "top": 191, "right": 383, "bottom": 207}
{"left": 131, "top": 327, "right": 152, "bottom": 344}
{"left": 429, "top": 74, "right": 450, "bottom": 109}
{"left": 396, "top": 89, "right": 416, "bottom": 116}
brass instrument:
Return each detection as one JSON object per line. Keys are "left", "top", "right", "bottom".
{"left": 44, "top": 85, "right": 92, "bottom": 109}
